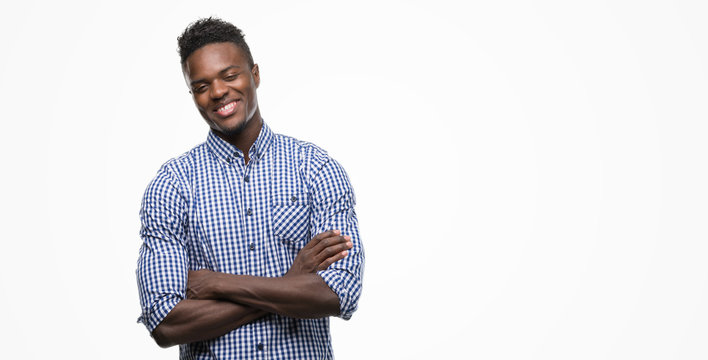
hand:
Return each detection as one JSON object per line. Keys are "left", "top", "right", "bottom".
{"left": 286, "top": 230, "right": 353, "bottom": 277}
{"left": 187, "top": 269, "right": 221, "bottom": 300}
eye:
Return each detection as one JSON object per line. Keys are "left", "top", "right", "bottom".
{"left": 193, "top": 85, "right": 208, "bottom": 94}
{"left": 224, "top": 73, "right": 239, "bottom": 81}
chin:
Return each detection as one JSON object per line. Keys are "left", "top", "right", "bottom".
{"left": 214, "top": 119, "right": 248, "bottom": 136}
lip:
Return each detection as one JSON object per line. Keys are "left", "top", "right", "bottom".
{"left": 213, "top": 99, "right": 241, "bottom": 118}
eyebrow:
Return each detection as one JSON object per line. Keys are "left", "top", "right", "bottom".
{"left": 190, "top": 65, "right": 241, "bottom": 86}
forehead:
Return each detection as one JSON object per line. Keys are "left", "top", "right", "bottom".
{"left": 183, "top": 42, "right": 249, "bottom": 80}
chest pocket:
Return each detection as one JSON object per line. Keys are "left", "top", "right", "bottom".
{"left": 271, "top": 192, "right": 311, "bottom": 243}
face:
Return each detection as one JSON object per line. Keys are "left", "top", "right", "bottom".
{"left": 182, "top": 42, "right": 260, "bottom": 136}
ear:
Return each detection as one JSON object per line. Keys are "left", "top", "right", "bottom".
{"left": 182, "top": 66, "right": 194, "bottom": 95}
{"left": 252, "top": 64, "right": 260, "bottom": 88}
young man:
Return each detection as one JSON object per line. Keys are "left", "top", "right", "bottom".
{"left": 136, "top": 18, "right": 364, "bottom": 359}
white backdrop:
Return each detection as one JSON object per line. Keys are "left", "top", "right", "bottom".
{"left": 1, "top": 0, "right": 707, "bottom": 359}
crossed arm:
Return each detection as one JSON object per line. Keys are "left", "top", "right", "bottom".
{"left": 139, "top": 157, "right": 363, "bottom": 348}
{"left": 150, "top": 230, "right": 353, "bottom": 348}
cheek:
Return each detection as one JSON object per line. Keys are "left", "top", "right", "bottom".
{"left": 236, "top": 77, "right": 256, "bottom": 92}
{"left": 193, "top": 95, "right": 209, "bottom": 110}
{"left": 192, "top": 97, "right": 210, "bottom": 119}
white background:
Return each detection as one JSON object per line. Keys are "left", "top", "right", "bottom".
{"left": 1, "top": 0, "right": 707, "bottom": 359}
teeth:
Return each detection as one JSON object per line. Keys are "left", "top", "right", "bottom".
{"left": 218, "top": 102, "right": 235, "bottom": 112}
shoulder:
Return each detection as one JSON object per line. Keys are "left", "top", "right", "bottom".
{"left": 271, "top": 132, "right": 338, "bottom": 178}
{"left": 272, "top": 132, "right": 328, "bottom": 158}
{"left": 145, "top": 142, "right": 209, "bottom": 195}
{"left": 274, "top": 133, "right": 354, "bottom": 197}
{"left": 165, "top": 141, "right": 209, "bottom": 172}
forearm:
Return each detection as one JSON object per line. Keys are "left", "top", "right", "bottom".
{"left": 151, "top": 299, "right": 266, "bottom": 348}
{"left": 213, "top": 273, "right": 340, "bottom": 319}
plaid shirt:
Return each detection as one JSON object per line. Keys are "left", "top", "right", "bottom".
{"left": 136, "top": 122, "right": 364, "bottom": 359}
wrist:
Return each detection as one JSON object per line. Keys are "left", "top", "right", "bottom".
{"left": 210, "top": 272, "right": 227, "bottom": 299}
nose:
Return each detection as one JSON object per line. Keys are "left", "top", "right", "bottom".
{"left": 210, "top": 79, "right": 228, "bottom": 99}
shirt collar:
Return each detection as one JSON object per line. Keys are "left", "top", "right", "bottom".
{"left": 206, "top": 121, "right": 274, "bottom": 163}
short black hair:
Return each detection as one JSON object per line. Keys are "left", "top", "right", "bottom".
{"left": 177, "top": 17, "right": 254, "bottom": 67}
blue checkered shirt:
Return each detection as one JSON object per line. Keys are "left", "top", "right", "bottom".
{"left": 136, "top": 122, "right": 364, "bottom": 359}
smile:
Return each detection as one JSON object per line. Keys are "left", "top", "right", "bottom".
{"left": 215, "top": 100, "right": 239, "bottom": 117}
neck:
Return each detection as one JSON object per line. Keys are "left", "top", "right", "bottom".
{"left": 215, "top": 109, "right": 263, "bottom": 164}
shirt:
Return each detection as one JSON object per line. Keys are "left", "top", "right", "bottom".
{"left": 136, "top": 122, "right": 364, "bottom": 360}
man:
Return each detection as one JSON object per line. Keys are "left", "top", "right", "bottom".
{"left": 136, "top": 17, "right": 364, "bottom": 359}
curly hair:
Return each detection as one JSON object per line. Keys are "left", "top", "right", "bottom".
{"left": 177, "top": 17, "right": 254, "bottom": 68}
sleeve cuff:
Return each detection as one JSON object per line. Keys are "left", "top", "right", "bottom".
{"left": 137, "top": 295, "right": 181, "bottom": 333}
{"left": 317, "top": 269, "right": 354, "bottom": 320}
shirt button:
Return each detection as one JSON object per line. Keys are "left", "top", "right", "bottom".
{"left": 244, "top": 175, "right": 249, "bottom": 182}
{"left": 291, "top": 195, "right": 297, "bottom": 202}
{"left": 249, "top": 243, "right": 255, "bottom": 250}
{"left": 247, "top": 208, "right": 253, "bottom": 216}
{"left": 256, "top": 343, "right": 264, "bottom": 351}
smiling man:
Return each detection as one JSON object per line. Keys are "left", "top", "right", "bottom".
{"left": 136, "top": 18, "right": 364, "bottom": 359}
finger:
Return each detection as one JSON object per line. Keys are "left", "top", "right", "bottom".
{"left": 317, "top": 250, "right": 349, "bottom": 271}
{"left": 304, "top": 230, "right": 341, "bottom": 250}
{"left": 311, "top": 234, "right": 349, "bottom": 255}
{"left": 314, "top": 229, "right": 340, "bottom": 241}
{"left": 314, "top": 239, "right": 353, "bottom": 264}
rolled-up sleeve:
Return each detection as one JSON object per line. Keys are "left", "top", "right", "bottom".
{"left": 136, "top": 164, "right": 188, "bottom": 333}
{"left": 309, "top": 155, "right": 364, "bottom": 320}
